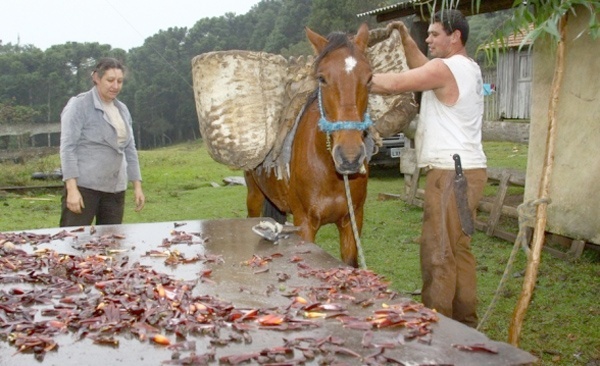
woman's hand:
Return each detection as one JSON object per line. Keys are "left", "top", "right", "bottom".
{"left": 132, "top": 181, "right": 145, "bottom": 212}
{"left": 64, "top": 179, "right": 84, "bottom": 214}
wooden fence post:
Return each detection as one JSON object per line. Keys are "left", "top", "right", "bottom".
{"left": 508, "top": 14, "right": 567, "bottom": 346}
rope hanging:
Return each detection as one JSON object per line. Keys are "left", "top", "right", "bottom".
{"left": 344, "top": 174, "right": 367, "bottom": 269}
{"left": 477, "top": 198, "right": 550, "bottom": 331}
{"left": 316, "top": 83, "right": 368, "bottom": 269}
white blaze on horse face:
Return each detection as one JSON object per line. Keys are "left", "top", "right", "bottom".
{"left": 344, "top": 56, "right": 357, "bottom": 74}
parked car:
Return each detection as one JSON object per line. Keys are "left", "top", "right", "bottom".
{"left": 369, "top": 133, "right": 405, "bottom": 167}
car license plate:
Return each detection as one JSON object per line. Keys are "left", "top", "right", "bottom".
{"left": 390, "top": 148, "right": 401, "bottom": 158}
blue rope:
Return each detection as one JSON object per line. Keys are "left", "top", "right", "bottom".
{"left": 317, "top": 84, "right": 373, "bottom": 133}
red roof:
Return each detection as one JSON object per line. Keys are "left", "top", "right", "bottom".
{"left": 504, "top": 24, "right": 534, "bottom": 47}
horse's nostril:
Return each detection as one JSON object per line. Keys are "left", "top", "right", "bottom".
{"left": 332, "top": 145, "right": 366, "bottom": 174}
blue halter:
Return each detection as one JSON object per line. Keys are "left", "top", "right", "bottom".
{"left": 317, "top": 83, "right": 373, "bottom": 133}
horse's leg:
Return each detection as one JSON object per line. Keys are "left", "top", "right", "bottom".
{"left": 293, "top": 212, "right": 318, "bottom": 244}
{"left": 262, "top": 199, "right": 287, "bottom": 224}
{"left": 336, "top": 208, "right": 364, "bottom": 268}
{"left": 245, "top": 171, "right": 287, "bottom": 223}
{"left": 244, "top": 171, "right": 263, "bottom": 217}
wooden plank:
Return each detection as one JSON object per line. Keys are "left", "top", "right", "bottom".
{"left": 478, "top": 201, "right": 519, "bottom": 218}
{"left": 568, "top": 240, "right": 586, "bottom": 259}
{"left": 407, "top": 166, "right": 422, "bottom": 206}
{"left": 377, "top": 193, "right": 402, "bottom": 201}
{"left": 487, "top": 167, "right": 526, "bottom": 186}
{"left": 486, "top": 171, "right": 511, "bottom": 236}
{"left": 0, "top": 184, "right": 63, "bottom": 192}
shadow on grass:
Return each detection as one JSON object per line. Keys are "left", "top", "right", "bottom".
{"left": 369, "top": 166, "right": 403, "bottom": 180}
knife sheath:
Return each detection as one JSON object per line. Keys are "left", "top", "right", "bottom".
{"left": 453, "top": 154, "right": 475, "bottom": 236}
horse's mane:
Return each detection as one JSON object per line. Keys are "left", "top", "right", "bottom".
{"left": 305, "top": 31, "right": 358, "bottom": 116}
{"left": 313, "top": 32, "right": 357, "bottom": 71}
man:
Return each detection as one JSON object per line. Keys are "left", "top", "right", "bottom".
{"left": 371, "top": 10, "right": 487, "bottom": 327}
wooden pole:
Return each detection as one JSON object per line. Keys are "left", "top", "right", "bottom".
{"left": 508, "top": 14, "right": 568, "bottom": 346}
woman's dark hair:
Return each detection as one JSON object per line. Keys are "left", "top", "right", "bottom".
{"left": 433, "top": 9, "right": 469, "bottom": 45}
{"left": 93, "top": 57, "right": 126, "bottom": 79}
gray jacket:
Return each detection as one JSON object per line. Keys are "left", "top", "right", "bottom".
{"left": 60, "top": 87, "right": 142, "bottom": 193}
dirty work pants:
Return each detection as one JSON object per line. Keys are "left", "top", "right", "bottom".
{"left": 60, "top": 186, "right": 125, "bottom": 227}
{"left": 420, "top": 168, "right": 487, "bottom": 328}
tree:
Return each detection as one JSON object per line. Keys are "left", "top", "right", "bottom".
{"left": 245, "top": 0, "right": 284, "bottom": 50}
{"left": 0, "top": 99, "right": 39, "bottom": 125}
{"left": 127, "top": 27, "right": 193, "bottom": 148}
{"left": 264, "top": 0, "right": 311, "bottom": 53}
{"left": 0, "top": 45, "right": 44, "bottom": 111}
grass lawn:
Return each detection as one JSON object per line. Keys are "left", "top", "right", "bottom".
{"left": 0, "top": 140, "right": 598, "bottom": 365}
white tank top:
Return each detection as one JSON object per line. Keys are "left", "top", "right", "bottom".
{"left": 415, "top": 55, "right": 487, "bottom": 170}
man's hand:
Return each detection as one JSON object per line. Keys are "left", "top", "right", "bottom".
{"left": 387, "top": 21, "right": 410, "bottom": 40}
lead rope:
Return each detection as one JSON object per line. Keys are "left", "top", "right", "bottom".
{"left": 318, "top": 82, "right": 368, "bottom": 269}
{"left": 343, "top": 174, "right": 367, "bottom": 269}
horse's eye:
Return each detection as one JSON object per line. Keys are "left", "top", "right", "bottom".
{"left": 317, "top": 75, "right": 326, "bottom": 85}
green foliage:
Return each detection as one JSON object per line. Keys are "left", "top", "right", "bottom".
{"left": 0, "top": 141, "right": 598, "bottom": 365}
{"left": 0, "top": 99, "right": 40, "bottom": 125}
{"left": 480, "top": 0, "right": 599, "bottom": 65}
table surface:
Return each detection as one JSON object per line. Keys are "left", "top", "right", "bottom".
{"left": 0, "top": 218, "right": 537, "bottom": 365}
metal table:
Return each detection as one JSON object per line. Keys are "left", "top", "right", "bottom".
{"left": 0, "top": 218, "right": 536, "bottom": 365}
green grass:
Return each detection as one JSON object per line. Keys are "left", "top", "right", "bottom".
{"left": 1, "top": 140, "right": 598, "bottom": 365}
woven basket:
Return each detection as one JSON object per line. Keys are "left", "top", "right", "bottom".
{"left": 192, "top": 51, "right": 289, "bottom": 170}
{"left": 367, "top": 28, "right": 418, "bottom": 137}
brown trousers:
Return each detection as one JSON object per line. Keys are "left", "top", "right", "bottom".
{"left": 420, "top": 168, "right": 487, "bottom": 328}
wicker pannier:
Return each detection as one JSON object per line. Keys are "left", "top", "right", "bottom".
{"left": 367, "top": 28, "right": 418, "bottom": 138}
{"left": 192, "top": 51, "right": 289, "bottom": 170}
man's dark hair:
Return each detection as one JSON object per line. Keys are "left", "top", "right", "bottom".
{"left": 433, "top": 9, "right": 469, "bottom": 45}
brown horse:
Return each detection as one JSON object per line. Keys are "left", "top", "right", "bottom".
{"left": 244, "top": 23, "right": 373, "bottom": 268}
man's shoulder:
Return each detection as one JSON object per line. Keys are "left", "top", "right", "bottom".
{"left": 422, "top": 58, "right": 454, "bottom": 79}
{"left": 425, "top": 58, "right": 450, "bottom": 70}
{"left": 445, "top": 55, "right": 478, "bottom": 67}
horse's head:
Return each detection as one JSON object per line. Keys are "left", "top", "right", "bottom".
{"left": 306, "top": 23, "right": 372, "bottom": 175}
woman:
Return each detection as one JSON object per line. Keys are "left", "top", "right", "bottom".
{"left": 59, "top": 57, "right": 145, "bottom": 227}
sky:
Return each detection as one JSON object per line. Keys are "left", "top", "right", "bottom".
{"left": 0, "top": 0, "right": 262, "bottom": 51}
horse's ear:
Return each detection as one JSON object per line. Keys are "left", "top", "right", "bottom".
{"left": 305, "top": 27, "right": 328, "bottom": 54}
{"left": 354, "top": 23, "right": 369, "bottom": 52}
